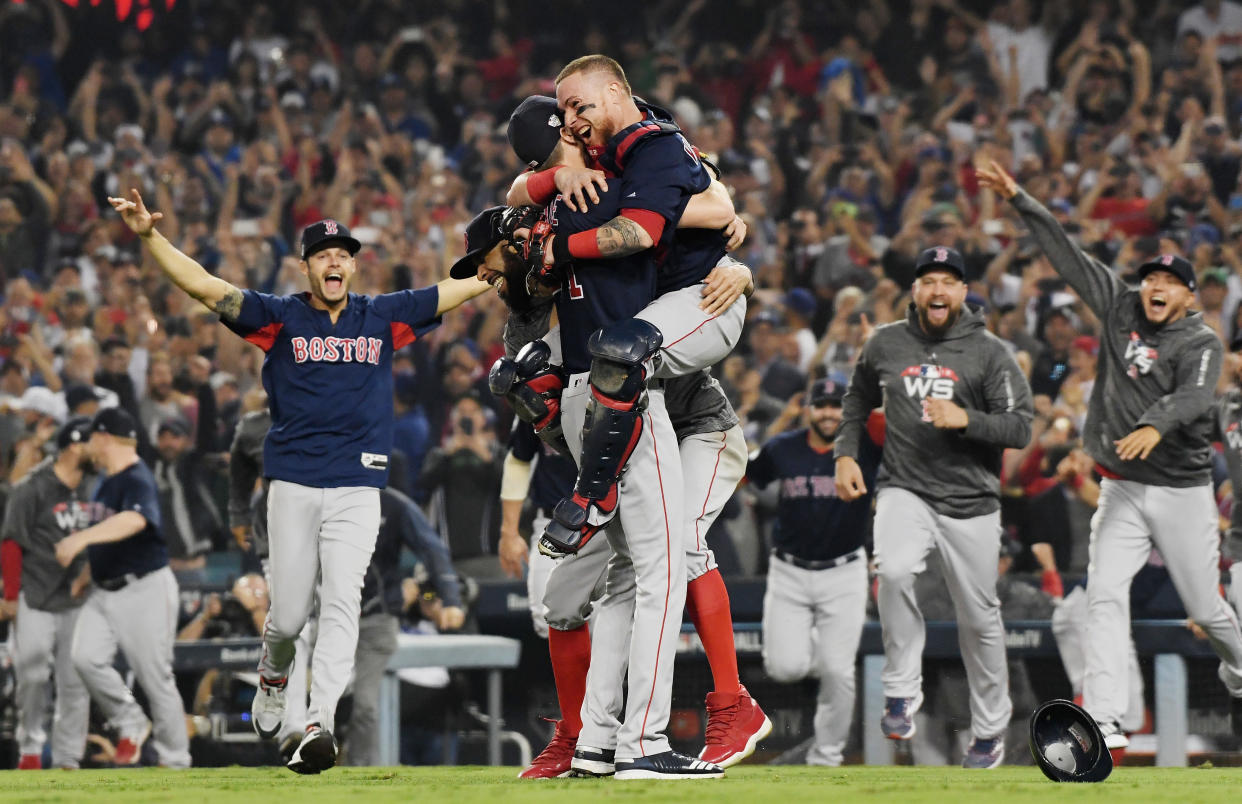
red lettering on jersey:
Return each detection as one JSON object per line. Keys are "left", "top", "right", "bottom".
{"left": 340, "top": 338, "right": 354, "bottom": 362}
{"left": 291, "top": 336, "right": 309, "bottom": 363}
{"left": 355, "top": 337, "right": 368, "bottom": 362}
{"left": 308, "top": 338, "right": 325, "bottom": 361}
{"left": 567, "top": 267, "right": 584, "bottom": 300}
{"left": 367, "top": 337, "right": 382, "bottom": 364}
{"left": 322, "top": 337, "right": 340, "bottom": 361}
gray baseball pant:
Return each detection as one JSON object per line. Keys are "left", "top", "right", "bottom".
{"left": 13, "top": 595, "right": 88, "bottom": 768}
{"left": 525, "top": 509, "right": 559, "bottom": 638}
{"left": 1084, "top": 479, "right": 1242, "bottom": 726}
{"left": 762, "top": 550, "right": 868, "bottom": 766}
{"left": 635, "top": 282, "right": 746, "bottom": 381}
{"left": 1050, "top": 586, "right": 1145, "bottom": 732}
{"left": 556, "top": 373, "right": 686, "bottom": 761}
{"left": 260, "top": 556, "right": 314, "bottom": 745}
{"left": 345, "top": 611, "right": 399, "bottom": 766}
{"left": 260, "top": 480, "right": 380, "bottom": 733}
{"left": 873, "top": 487, "right": 1012, "bottom": 740}
{"left": 71, "top": 565, "right": 190, "bottom": 767}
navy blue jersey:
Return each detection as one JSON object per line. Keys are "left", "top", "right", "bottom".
{"left": 547, "top": 192, "right": 657, "bottom": 373}
{"left": 222, "top": 289, "right": 441, "bottom": 488}
{"left": 508, "top": 419, "right": 576, "bottom": 511}
{"left": 747, "top": 431, "right": 881, "bottom": 562}
{"left": 86, "top": 460, "right": 168, "bottom": 581}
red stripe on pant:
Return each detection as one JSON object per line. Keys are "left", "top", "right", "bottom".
{"left": 637, "top": 411, "right": 673, "bottom": 756}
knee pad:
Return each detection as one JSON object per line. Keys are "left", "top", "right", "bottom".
{"left": 587, "top": 318, "right": 662, "bottom": 404}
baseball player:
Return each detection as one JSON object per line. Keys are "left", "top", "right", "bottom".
{"left": 107, "top": 189, "right": 492, "bottom": 773}
{"left": 478, "top": 91, "right": 760, "bottom": 777}
{"left": 835, "top": 244, "right": 1033, "bottom": 769}
{"left": 1218, "top": 335, "right": 1242, "bottom": 735}
{"left": 56, "top": 407, "right": 190, "bottom": 768}
{"left": 747, "top": 378, "right": 880, "bottom": 767}
{"left": 978, "top": 160, "right": 1242, "bottom": 748}
{"left": 1, "top": 416, "right": 94, "bottom": 770}
{"left": 506, "top": 58, "right": 748, "bottom": 559}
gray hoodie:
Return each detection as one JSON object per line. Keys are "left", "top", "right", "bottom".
{"left": 836, "top": 304, "right": 1033, "bottom": 518}
{"left": 1013, "top": 189, "right": 1221, "bottom": 487}
{"left": 1216, "top": 390, "right": 1242, "bottom": 560}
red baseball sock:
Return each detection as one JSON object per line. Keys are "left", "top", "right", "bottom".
{"left": 687, "top": 569, "right": 740, "bottom": 704}
{"left": 548, "top": 624, "right": 591, "bottom": 734}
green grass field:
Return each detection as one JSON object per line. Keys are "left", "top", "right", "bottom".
{"left": 3, "top": 766, "right": 1242, "bottom": 803}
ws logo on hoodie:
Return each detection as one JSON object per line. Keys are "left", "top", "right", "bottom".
{"left": 901, "top": 364, "right": 959, "bottom": 422}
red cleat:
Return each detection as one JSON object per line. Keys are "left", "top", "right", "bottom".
{"left": 114, "top": 720, "right": 151, "bottom": 766}
{"left": 518, "top": 720, "right": 576, "bottom": 779}
{"left": 698, "top": 686, "right": 773, "bottom": 768}
{"left": 17, "top": 754, "right": 42, "bottom": 770}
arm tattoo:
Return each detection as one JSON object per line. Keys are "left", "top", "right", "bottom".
{"left": 212, "top": 287, "right": 244, "bottom": 321}
{"left": 596, "top": 217, "right": 650, "bottom": 257}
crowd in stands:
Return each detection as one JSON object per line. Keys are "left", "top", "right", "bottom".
{"left": 0, "top": 0, "right": 1240, "bottom": 604}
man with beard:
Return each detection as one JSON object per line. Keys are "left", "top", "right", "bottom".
{"left": 106, "top": 190, "right": 492, "bottom": 774}
{"left": 746, "top": 378, "right": 880, "bottom": 767}
{"left": 834, "top": 245, "right": 1033, "bottom": 769}
{"left": 978, "top": 159, "right": 1242, "bottom": 750}
{"left": 0, "top": 417, "right": 94, "bottom": 769}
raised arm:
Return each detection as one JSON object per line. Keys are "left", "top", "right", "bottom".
{"left": 976, "top": 161, "right": 1125, "bottom": 317}
{"left": 434, "top": 276, "right": 491, "bottom": 315}
{"left": 109, "top": 190, "right": 244, "bottom": 321}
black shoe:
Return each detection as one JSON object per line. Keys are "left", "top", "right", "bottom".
{"left": 278, "top": 733, "right": 301, "bottom": 765}
{"left": 569, "top": 745, "right": 616, "bottom": 777}
{"left": 287, "top": 724, "right": 337, "bottom": 774}
{"left": 615, "top": 750, "right": 723, "bottom": 780}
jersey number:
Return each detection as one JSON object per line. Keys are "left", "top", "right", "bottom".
{"left": 567, "top": 267, "right": 584, "bottom": 300}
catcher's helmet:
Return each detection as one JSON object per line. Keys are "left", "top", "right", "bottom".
{"left": 1029, "top": 699, "right": 1113, "bottom": 782}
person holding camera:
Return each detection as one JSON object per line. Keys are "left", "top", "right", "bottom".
{"left": 420, "top": 392, "right": 503, "bottom": 579}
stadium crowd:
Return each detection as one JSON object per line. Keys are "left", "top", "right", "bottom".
{"left": 1, "top": 0, "right": 1242, "bottom": 766}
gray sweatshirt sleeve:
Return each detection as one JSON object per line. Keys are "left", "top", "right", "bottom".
{"left": 502, "top": 301, "right": 554, "bottom": 358}
{"left": 836, "top": 336, "right": 885, "bottom": 460}
{"left": 962, "top": 340, "right": 1034, "bottom": 449}
{"left": 228, "top": 420, "right": 261, "bottom": 529}
{"left": 1010, "top": 188, "right": 1127, "bottom": 318}
{"left": 1136, "top": 332, "right": 1222, "bottom": 435}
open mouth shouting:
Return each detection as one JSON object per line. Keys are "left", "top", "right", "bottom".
{"left": 927, "top": 299, "right": 951, "bottom": 326}
{"left": 1146, "top": 293, "right": 1168, "bottom": 316}
{"left": 324, "top": 271, "right": 344, "bottom": 294}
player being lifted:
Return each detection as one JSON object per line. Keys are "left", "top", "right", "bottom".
{"left": 108, "top": 190, "right": 492, "bottom": 774}
{"left": 977, "top": 161, "right": 1242, "bottom": 750}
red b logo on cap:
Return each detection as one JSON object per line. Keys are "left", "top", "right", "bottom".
{"left": 935, "top": 247, "right": 948, "bottom": 262}
{"left": 1161, "top": 254, "right": 1173, "bottom": 265}
{"left": 324, "top": 220, "right": 338, "bottom": 235}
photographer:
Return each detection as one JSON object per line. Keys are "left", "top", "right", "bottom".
{"left": 420, "top": 393, "right": 503, "bottom": 578}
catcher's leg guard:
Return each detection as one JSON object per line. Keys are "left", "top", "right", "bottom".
{"left": 488, "top": 340, "right": 570, "bottom": 456}
{"left": 541, "top": 319, "right": 663, "bottom": 557}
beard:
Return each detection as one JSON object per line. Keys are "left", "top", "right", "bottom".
{"left": 494, "top": 247, "right": 537, "bottom": 314}
{"left": 811, "top": 419, "right": 840, "bottom": 443}
{"left": 915, "top": 302, "right": 962, "bottom": 337}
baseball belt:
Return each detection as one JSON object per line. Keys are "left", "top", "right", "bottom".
{"left": 95, "top": 566, "right": 158, "bottom": 592}
{"left": 772, "top": 547, "right": 864, "bottom": 571}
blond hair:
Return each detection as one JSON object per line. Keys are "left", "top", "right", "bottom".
{"left": 556, "top": 55, "right": 631, "bottom": 93}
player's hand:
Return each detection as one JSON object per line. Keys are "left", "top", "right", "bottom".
{"left": 231, "top": 525, "right": 252, "bottom": 552}
{"left": 925, "top": 398, "right": 969, "bottom": 429}
{"left": 437, "top": 605, "right": 466, "bottom": 632}
{"left": 835, "top": 456, "right": 867, "bottom": 501}
{"left": 723, "top": 214, "right": 748, "bottom": 250}
{"left": 70, "top": 566, "right": 91, "bottom": 598}
{"left": 1114, "top": 425, "right": 1161, "bottom": 461}
{"left": 0, "top": 599, "right": 16, "bottom": 621}
{"left": 699, "top": 261, "right": 752, "bottom": 315}
{"left": 1040, "top": 568, "right": 1064, "bottom": 601}
{"left": 975, "top": 160, "right": 1019, "bottom": 201}
{"left": 202, "top": 593, "right": 223, "bottom": 620}
{"left": 107, "top": 189, "right": 164, "bottom": 237}
{"left": 498, "top": 529, "right": 529, "bottom": 579}
{"left": 554, "top": 166, "right": 608, "bottom": 212}
{"left": 55, "top": 533, "right": 84, "bottom": 568}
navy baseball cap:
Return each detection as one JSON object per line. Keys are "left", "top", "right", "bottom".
{"left": 300, "top": 219, "right": 361, "bottom": 260}
{"left": 809, "top": 377, "right": 845, "bottom": 407}
{"left": 914, "top": 246, "right": 967, "bottom": 279}
{"left": 1136, "top": 253, "right": 1196, "bottom": 291}
{"left": 91, "top": 406, "right": 138, "bottom": 440}
{"left": 64, "top": 384, "right": 100, "bottom": 412}
{"left": 508, "top": 95, "right": 564, "bottom": 169}
{"left": 56, "top": 416, "right": 93, "bottom": 451}
{"left": 449, "top": 206, "right": 506, "bottom": 279}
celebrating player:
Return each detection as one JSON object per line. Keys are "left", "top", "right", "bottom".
{"left": 747, "top": 378, "right": 880, "bottom": 767}
{"left": 57, "top": 407, "right": 190, "bottom": 768}
{"left": 978, "top": 160, "right": 1242, "bottom": 748}
{"left": 1, "top": 417, "right": 94, "bottom": 770}
{"left": 108, "top": 189, "right": 492, "bottom": 773}
{"left": 834, "top": 244, "right": 1033, "bottom": 769}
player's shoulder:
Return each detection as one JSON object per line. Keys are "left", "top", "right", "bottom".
{"left": 12, "top": 458, "right": 53, "bottom": 491}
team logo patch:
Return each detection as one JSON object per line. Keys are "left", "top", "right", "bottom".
{"left": 934, "top": 247, "right": 949, "bottom": 262}
{"left": 1160, "top": 254, "right": 1174, "bottom": 266}
{"left": 1124, "top": 332, "right": 1158, "bottom": 378}
{"left": 900, "top": 364, "right": 959, "bottom": 422}
{"left": 547, "top": 114, "right": 561, "bottom": 128}
{"left": 324, "top": 220, "right": 338, "bottom": 235}
{"left": 1227, "top": 422, "right": 1242, "bottom": 451}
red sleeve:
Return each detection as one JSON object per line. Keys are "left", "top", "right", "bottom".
{"left": 526, "top": 166, "right": 563, "bottom": 204}
{"left": 1, "top": 539, "right": 21, "bottom": 601}
{"left": 564, "top": 209, "right": 666, "bottom": 261}
{"left": 866, "top": 410, "right": 886, "bottom": 447}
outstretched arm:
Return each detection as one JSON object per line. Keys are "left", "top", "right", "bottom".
{"left": 434, "top": 276, "right": 492, "bottom": 315}
{"left": 109, "top": 190, "right": 244, "bottom": 321}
